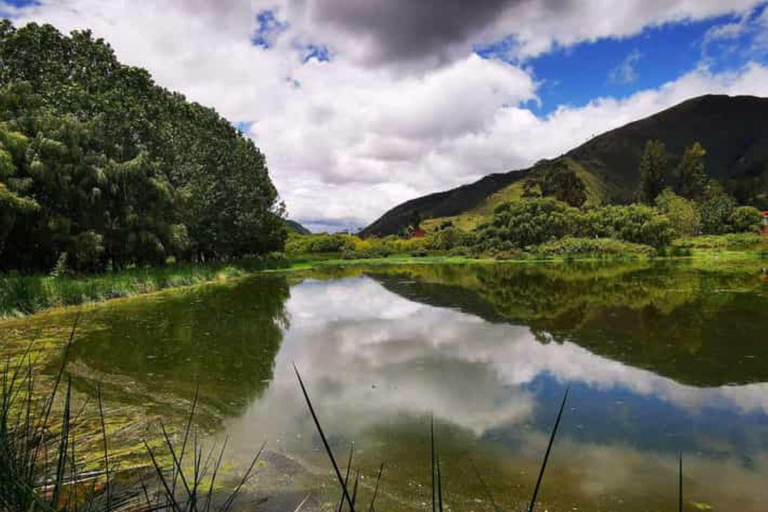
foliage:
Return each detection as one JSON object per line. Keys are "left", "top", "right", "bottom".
{"left": 285, "top": 232, "right": 351, "bottom": 253}
{"left": 0, "top": 21, "right": 285, "bottom": 273}
{"left": 523, "top": 160, "right": 587, "bottom": 207}
{"left": 671, "top": 233, "right": 767, "bottom": 251}
{"left": 728, "top": 205, "right": 764, "bottom": 234}
{"left": 676, "top": 142, "right": 709, "bottom": 201}
{"left": 637, "top": 140, "right": 667, "bottom": 204}
{"left": 477, "top": 198, "right": 578, "bottom": 250}
{"left": 0, "top": 254, "right": 288, "bottom": 317}
{"left": 699, "top": 188, "right": 737, "bottom": 235}
{"left": 655, "top": 189, "right": 700, "bottom": 237}
{"left": 533, "top": 237, "right": 656, "bottom": 259}
{"left": 578, "top": 204, "right": 675, "bottom": 249}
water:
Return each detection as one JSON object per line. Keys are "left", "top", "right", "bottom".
{"left": 2, "top": 260, "right": 768, "bottom": 511}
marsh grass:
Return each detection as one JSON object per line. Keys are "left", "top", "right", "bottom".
{"left": 0, "top": 254, "right": 288, "bottom": 318}
{"left": 1, "top": 322, "right": 265, "bottom": 512}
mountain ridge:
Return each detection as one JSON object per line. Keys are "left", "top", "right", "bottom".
{"left": 361, "top": 94, "right": 768, "bottom": 237}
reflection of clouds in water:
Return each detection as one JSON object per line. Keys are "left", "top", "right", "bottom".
{"left": 220, "top": 275, "right": 768, "bottom": 511}
{"left": 279, "top": 277, "right": 768, "bottom": 434}
{"left": 563, "top": 439, "right": 768, "bottom": 508}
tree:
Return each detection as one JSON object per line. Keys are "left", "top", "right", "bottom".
{"left": 638, "top": 140, "right": 667, "bottom": 204}
{"left": 0, "top": 21, "right": 286, "bottom": 271}
{"left": 728, "top": 206, "right": 764, "bottom": 233}
{"left": 525, "top": 160, "right": 587, "bottom": 207}
{"left": 699, "top": 187, "right": 736, "bottom": 235}
{"left": 578, "top": 204, "right": 675, "bottom": 249}
{"left": 655, "top": 189, "right": 700, "bottom": 237}
{"left": 478, "top": 198, "right": 579, "bottom": 248}
{"left": 677, "top": 142, "right": 708, "bottom": 201}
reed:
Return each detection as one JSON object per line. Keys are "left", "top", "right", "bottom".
{"left": 0, "top": 321, "right": 265, "bottom": 512}
{"left": 0, "top": 254, "right": 289, "bottom": 318}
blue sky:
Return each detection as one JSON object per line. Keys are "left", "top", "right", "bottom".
{"left": 479, "top": 4, "right": 768, "bottom": 115}
{"left": 5, "top": 0, "right": 768, "bottom": 230}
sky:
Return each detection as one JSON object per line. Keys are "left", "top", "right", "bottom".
{"left": 2, "top": 1, "right": 768, "bottom": 232}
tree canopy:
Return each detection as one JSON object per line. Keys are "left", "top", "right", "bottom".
{"left": 0, "top": 21, "right": 285, "bottom": 272}
{"left": 637, "top": 140, "right": 667, "bottom": 204}
{"left": 676, "top": 142, "right": 709, "bottom": 201}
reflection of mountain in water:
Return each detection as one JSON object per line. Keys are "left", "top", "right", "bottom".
{"left": 368, "top": 262, "right": 768, "bottom": 387}
{"left": 65, "top": 275, "right": 290, "bottom": 418}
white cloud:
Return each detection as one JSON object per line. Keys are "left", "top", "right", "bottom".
{"left": 10, "top": 0, "right": 768, "bottom": 229}
{"left": 608, "top": 49, "right": 642, "bottom": 84}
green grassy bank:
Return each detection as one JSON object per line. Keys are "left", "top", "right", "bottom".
{"left": 3, "top": 236, "right": 767, "bottom": 318}
{"left": 0, "top": 254, "right": 289, "bottom": 318}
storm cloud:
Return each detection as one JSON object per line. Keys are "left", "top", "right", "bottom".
{"left": 286, "top": 0, "right": 763, "bottom": 67}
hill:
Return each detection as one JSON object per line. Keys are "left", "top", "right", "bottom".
{"left": 361, "top": 95, "right": 768, "bottom": 237}
{"left": 285, "top": 219, "right": 311, "bottom": 235}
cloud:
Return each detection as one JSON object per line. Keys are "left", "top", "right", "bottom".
{"left": 283, "top": 0, "right": 765, "bottom": 65}
{"left": 608, "top": 49, "right": 642, "bottom": 84}
{"left": 9, "top": 0, "right": 768, "bottom": 229}
{"left": 702, "top": 4, "right": 768, "bottom": 61}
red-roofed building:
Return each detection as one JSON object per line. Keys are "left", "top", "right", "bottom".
{"left": 407, "top": 226, "right": 426, "bottom": 239}
{"left": 763, "top": 211, "right": 768, "bottom": 236}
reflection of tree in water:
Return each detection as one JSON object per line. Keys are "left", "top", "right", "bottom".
{"left": 369, "top": 262, "right": 768, "bottom": 386}
{"left": 65, "top": 275, "right": 290, "bottom": 418}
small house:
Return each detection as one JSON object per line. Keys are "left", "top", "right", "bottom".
{"left": 407, "top": 225, "right": 426, "bottom": 239}
{"left": 763, "top": 211, "right": 768, "bottom": 236}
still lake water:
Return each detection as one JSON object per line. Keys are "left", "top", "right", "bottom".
{"left": 2, "top": 261, "right": 768, "bottom": 511}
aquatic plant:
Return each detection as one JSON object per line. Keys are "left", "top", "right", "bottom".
{"left": 0, "top": 322, "right": 265, "bottom": 512}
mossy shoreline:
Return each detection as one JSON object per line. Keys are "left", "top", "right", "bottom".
{"left": 2, "top": 244, "right": 766, "bottom": 319}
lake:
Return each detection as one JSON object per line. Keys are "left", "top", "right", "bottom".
{"left": 2, "top": 260, "right": 768, "bottom": 511}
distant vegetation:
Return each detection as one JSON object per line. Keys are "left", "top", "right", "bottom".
{"left": 291, "top": 138, "right": 765, "bottom": 261}
{"left": 0, "top": 21, "right": 285, "bottom": 274}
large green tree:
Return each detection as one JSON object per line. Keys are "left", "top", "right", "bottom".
{"left": 523, "top": 160, "right": 587, "bottom": 207}
{"left": 637, "top": 140, "right": 667, "bottom": 204}
{"left": 0, "top": 21, "right": 285, "bottom": 272}
{"left": 676, "top": 142, "right": 709, "bottom": 201}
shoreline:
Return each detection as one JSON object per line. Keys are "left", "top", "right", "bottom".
{"left": 1, "top": 248, "right": 765, "bottom": 320}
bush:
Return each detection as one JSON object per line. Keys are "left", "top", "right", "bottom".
{"left": 285, "top": 233, "right": 352, "bottom": 253}
{"left": 700, "top": 191, "right": 737, "bottom": 234}
{"left": 578, "top": 204, "right": 675, "bottom": 249}
{"left": 729, "top": 206, "right": 764, "bottom": 234}
{"left": 533, "top": 237, "right": 656, "bottom": 259}
{"left": 477, "top": 198, "right": 578, "bottom": 249}
{"left": 672, "top": 234, "right": 766, "bottom": 250}
{"left": 655, "top": 189, "right": 700, "bottom": 236}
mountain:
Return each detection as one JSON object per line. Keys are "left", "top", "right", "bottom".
{"left": 285, "top": 219, "right": 311, "bottom": 235}
{"left": 361, "top": 94, "right": 768, "bottom": 237}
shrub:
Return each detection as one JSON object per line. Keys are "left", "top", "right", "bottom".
{"left": 578, "top": 204, "right": 675, "bottom": 249}
{"left": 729, "top": 206, "right": 764, "bottom": 234}
{"left": 672, "top": 234, "right": 766, "bottom": 250}
{"left": 533, "top": 237, "right": 656, "bottom": 259}
{"left": 655, "top": 189, "right": 700, "bottom": 236}
{"left": 478, "top": 198, "right": 578, "bottom": 248}
{"left": 700, "top": 190, "right": 737, "bottom": 235}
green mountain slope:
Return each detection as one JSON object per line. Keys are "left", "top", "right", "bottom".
{"left": 285, "top": 219, "right": 311, "bottom": 235}
{"left": 362, "top": 94, "right": 768, "bottom": 237}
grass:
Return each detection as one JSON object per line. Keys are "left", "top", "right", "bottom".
{"left": 0, "top": 254, "right": 289, "bottom": 318}
{"left": 0, "top": 321, "right": 268, "bottom": 512}
{"left": 4, "top": 235, "right": 766, "bottom": 320}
